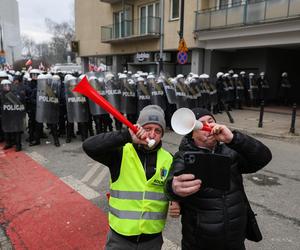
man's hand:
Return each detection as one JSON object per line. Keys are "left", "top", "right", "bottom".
{"left": 168, "top": 201, "right": 181, "bottom": 218}
{"left": 172, "top": 174, "right": 201, "bottom": 197}
{"left": 211, "top": 124, "right": 233, "bottom": 144}
{"left": 129, "top": 124, "right": 148, "bottom": 145}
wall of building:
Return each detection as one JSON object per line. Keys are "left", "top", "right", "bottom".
{"left": 75, "top": 0, "right": 198, "bottom": 57}
{"left": 75, "top": 0, "right": 111, "bottom": 57}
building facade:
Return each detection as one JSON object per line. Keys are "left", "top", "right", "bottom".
{"left": 75, "top": 0, "right": 199, "bottom": 76}
{"left": 0, "top": 0, "right": 22, "bottom": 66}
{"left": 75, "top": 0, "right": 300, "bottom": 102}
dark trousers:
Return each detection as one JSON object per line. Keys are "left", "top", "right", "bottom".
{"left": 105, "top": 229, "right": 163, "bottom": 250}
{"left": 28, "top": 110, "right": 42, "bottom": 143}
{"left": 66, "top": 122, "right": 75, "bottom": 143}
{"left": 94, "top": 115, "right": 104, "bottom": 134}
{"left": 50, "top": 124, "right": 60, "bottom": 146}
{"left": 103, "top": 114, "right": 113, "bottom": 132}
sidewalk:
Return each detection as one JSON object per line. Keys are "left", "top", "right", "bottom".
{"left": 213, "top": 106, "right": 300, "bottom": 143}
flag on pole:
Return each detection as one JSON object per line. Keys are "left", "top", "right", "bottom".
{"left": 25, "top": 59, "right": 32, "bottom": 66}
{"left": 88, "top": 64, "right": 94, "bottom": 72}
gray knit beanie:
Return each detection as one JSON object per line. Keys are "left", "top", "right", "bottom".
{"left": 137, "top": 105, "right": 166, "bottom": 133}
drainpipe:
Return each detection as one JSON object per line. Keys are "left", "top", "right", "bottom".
{"left": 158, "top": 0, "right": 164, "bottom": 73}
{"left": 0, "top": 22, "right": 4, "bottom": 52}
{"left": 179, "top": 0, "right": 185, "bottom": 39}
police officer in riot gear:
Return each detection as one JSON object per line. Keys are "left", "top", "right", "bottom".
{"left": 215, "top": 72, "right": 225, "bottom": 113}
{"left": 0, "top": 71, "right": 9, "bottom": 142}
{"left": 240, "top": 71, "right": 250, "bottom": 107}
{"left": 279, "top": 72, "right": 292, "bottom": 106}
{"left": 1, "top": 79, "right": 26, "bottom": 151}
{"left": 257, "top": 72, "right": 270, "bottom": 106}
{"left": 105, "top": 72, "right": 122, "bottom": 131}
{"left": 25, "top": 69, "right": 43, "bottom": 146}
{"left": 36, "top": 74, "right": 61, "bottom": 147}
{"left": 65, "top": 74, "right": 89, "bottom": 142}
{"left": 120, "top": 74, "right": 137, "bottom": 125}
{"left": 248, "top": 73, "right": 258, "bottom": 107}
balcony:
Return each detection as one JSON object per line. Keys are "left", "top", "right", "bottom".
{"left": 195, "top": 0, "right": 300, "bottom": 31}
{"left": 101, "top": 17, "right": 161, "bottom": 43}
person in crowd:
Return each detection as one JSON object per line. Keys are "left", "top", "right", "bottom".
{"left": 83, "top": 105, "right": 174, "bottom": 250}
{"left": 278, "top": 72, "right": 292, "bottom": 106}
{"left": 165, "top": 108, "right": 272, "bottom": 250}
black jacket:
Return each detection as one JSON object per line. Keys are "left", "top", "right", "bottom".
{"left": 82, "top": 129, "right": 164, "bottom": 182}
{"left": 165, "top": 131, "right": 272, "bottom": 250}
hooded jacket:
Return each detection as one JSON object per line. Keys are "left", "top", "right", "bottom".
{"left": 165, "top": 131, "right": 272, "bottom": 250}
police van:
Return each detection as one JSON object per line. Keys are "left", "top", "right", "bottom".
{"left": 51, "top": 63, "right": 82, "bottom": 73}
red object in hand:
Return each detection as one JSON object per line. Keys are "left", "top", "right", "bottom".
{"left": 201, "top": 123, "right": 212, "bottom": 132}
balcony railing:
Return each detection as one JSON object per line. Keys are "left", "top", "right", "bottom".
{"left": 101, "top": 17, "right": 161, "bottom": 43}
{"left": 100, "top": 0, "right": 122, "bottom": 4}
{"left": 195, "top": 0, "right": 300, "bottom": 31}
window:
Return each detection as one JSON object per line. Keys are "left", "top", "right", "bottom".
{"left": 219, "top": 0, "right": 229, "bottom": 9}
{"left": 171, "top": 0, "right": 180, "bottom": 20}
{"left": 217, "top": 0, "right": 246, "bottom": 9}
{"left": 113, "top": 11, "right": 124, "bottom": 38}
{"left": 139, "top": 2, "right": 160, "bottom": 35}
{"left": 113, "top": 5, "right": 133, "bottom": 38}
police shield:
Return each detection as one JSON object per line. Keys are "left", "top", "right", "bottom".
{"left": 120, "top": 75, "right": 137, "bottom": 115}
{"left": 235, "top": 78, "right": 245, "bottom": 102}
{"left": 136, "top": 77, "right": 151, "bottom": 113}
{"left": 186, "top": 77, "right": 200, "bottom": 109}
{"left": 174, "top": 76, "right": 188, "bottom": 109}
{"left": 160, "top": 77, "right": 176, "bottom": 105}
{"left": 65, "top": 75, "right": 89, "bottom": 123}
{"left": 105, "top": 73, "right": 121, "bottom": 110}
{"left": 207, "top": 80, "right": 218, "bottom": 107}
{"left": 148, "top": 76, "right": 167, "bottom": 111}
{"left": 36, "top": 74, "right": 60, "bottom": 124}
{"left": 88, "top": 76, "right": 107, "bottom": 115}
{"left": 1, "top": 80, "right": 26, "bottom": 132}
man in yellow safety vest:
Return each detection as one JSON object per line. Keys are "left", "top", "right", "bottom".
{"left": 83, "top": 105, "right": 175, "bottom": 250}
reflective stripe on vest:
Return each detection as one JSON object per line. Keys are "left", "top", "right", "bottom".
{"left": 109, "top": 205, "right": 167, "bottom": 220}
{"left": 109, "top": 143, "right": 172, "bottom": 236}
{"left": 110, "top": 190, "right": 168, "bottom": 201}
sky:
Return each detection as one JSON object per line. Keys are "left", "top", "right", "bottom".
{"left": 17, "top": 0, "right": 74, "bottom": 43}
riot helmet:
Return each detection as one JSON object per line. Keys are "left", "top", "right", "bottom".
{"left": 1, "top": 79, "right": 12, "bottom": 92}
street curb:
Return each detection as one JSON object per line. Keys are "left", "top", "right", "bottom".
{"left": 0, "top": 225, "right": 13, "bottom": 250}
{"left": 227, "top": 126, "right": 300, "bottom": 144}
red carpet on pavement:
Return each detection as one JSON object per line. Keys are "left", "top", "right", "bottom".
{"left": 0, "top": 146, "right": 109, "bottom": 250}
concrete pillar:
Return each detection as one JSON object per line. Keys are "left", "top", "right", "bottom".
{"left": 204, "top": 49, "right": 212, "bottom": 74}
{"left": 82, "top": 57, "right": 89, "bottom": 73}
{"left": 191, "top": 49, "right": 204, "bottom": 75}
{"left": 112, "top": 55, "right": 123, "bottom": 74}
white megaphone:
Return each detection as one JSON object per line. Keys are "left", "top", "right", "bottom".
{"left": 171, "top": 108, "right": 212, "bottom": 135}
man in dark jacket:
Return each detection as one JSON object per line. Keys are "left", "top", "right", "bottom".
{"left": 165, "top": 108, "right": 272, "bottom": 250}
{"left": 82, "top": 105, "right": 173, "bottom": 250}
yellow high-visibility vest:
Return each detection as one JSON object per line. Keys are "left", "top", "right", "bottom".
{"left": 109, "top": 143, "right": 172, "bottom": 236}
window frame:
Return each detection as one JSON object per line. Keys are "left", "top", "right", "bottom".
{"left": 216, "top": 0, "right": 246, "bottom": 10}
{"left": 170, "top": 0, "right": 180, "bottom": 20}
{"left": 139, "top": 2, "right": 160, "bottom": 34}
